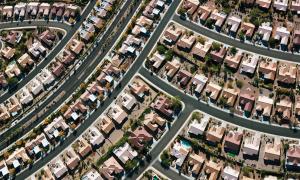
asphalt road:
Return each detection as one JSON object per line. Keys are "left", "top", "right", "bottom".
{"left": 173, "top": 15, "right": 300, "bottom": 62}
{"left": 0, "top": 0, "right": 137, "bottom": 150}
{"left": 140, "top": 67, "right": 300, "bottom": 138}
{"left": 0, "top": 1, "right": 97, "bottom": 103}
{"left": 16, "top": 0, "right": 181, "bottom": 178}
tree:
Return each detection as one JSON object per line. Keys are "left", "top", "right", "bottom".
{"left": 60, "top": 104, "right": 69, "bottom": 114}
{"left": 238, "top": 31, "right": 245, "bottom": 41}
{"left": 236, "top": 80, "right": 243, "bottom": 88}
{"left": 211, "top": 42, "right": 221, "bottom": 51}
{"left": 269, "top": 37, "right": 277, "bottom": 48}
{"left": 160, "top": 150, "right": 171, "bottom": 168}
{"left": 198, "top": 36, "right": 206, "bottom": 45}
{"left": 178, "top": 7, "right": 187, "bottom": 17}
{"left": 165, "top": 50, "right": 173, "bottom": 61}
{"left": 157, "top": 45, "right": 167, "bottom": 55}
{"left": 171, "top": 96, "right": 182, "bottom": 110}
{"left": 7, "top": 77, "right": 18, "bottom": 87}
{"left": 230, "top": 47, "right": 237, "bottom": 55}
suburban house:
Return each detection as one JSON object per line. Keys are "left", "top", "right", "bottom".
{"left": 27, "top": 78, "right": 44, "bottom": 96}
{"left": 177, "top": 34, "right": 196, "bottom": 52}
{"left": 69, "top": 39, "right": 84, "bottom": 55}
{"left": 209, "top": 9, "right": 227, "bottom": 30}
{"left": 243, "top": 132, "right": 261, "bottom": 157}
{"left": 275, "top": 97, "right": 292, "bottom": 123}
{"left": 273, "top": 0, "right": 288, "bottom": 11}
{"left": 256, "top": 0, "right": 272, "bottom": 9}
{"left": 258, "top": 59, "right": 277, "bottom": 82}
{"left": 6, "top": 96, "right": 22, "bottom": 116}
{"left": 151, "top": 96, "right": 174, "bottom": 118}
{"left": 203, "top": 160, "right": 222, "bottom": 180}
{"left": 204, "top": 82, "right": 222, "bottom": 102}
{"left": 129, "top": 81, "right": 150, "bottom": 99}
{"left": 188, "top": 115, "right": 209, "bottom": 136}
{"left": 16, "top": 87, "right": 34, "bottom": 105}
{"left": 224, "top": 129, "right": 243, "bottom": 153}
{"left": 0, "top": 104, "right": 10, "bottom": 121}
{"left": 149, "top": 51, "right": 165, "bottom": 70}
{"left": 176, "top": 69, "right": 192, "bottom": 87}
{"left": 39, "top": 30, "right": 56, "bottom": 47}
{"left": 1, "top": 46, "right": 15, "bottom": 60}
{"left": 48, "top": 157, "right": 68, "bottom": 179}
{"left": 293, "top": 30, "right": 300, "bottom": 47}
{"left": 25, "top": 133, "right": 49, "bottom": 157}
{"left": 170, "top": 141, "right": 190, "bottom": 168}
{"left": 5, "top": 63, "right": 21, "bottom": 78}
{"left": 188, "top": 153, "right": 205, "bottom": 177}
{"left": 239, "top": 89, "right": 256, "bottom": 116}
{"left": 197, "top": 5, "right": 212, "bottom": 22}
{"left": 74, "top": 137, "right": 92, "bottom": 158}
{"left": 38, "top": 69, "right": 55, "bottom": 86}
{"left": 99, "top": 157, "right": 124, "bottom": 179}
{"left": 143, "top": 111, "right": 166, "bottom": 134}
{"left": 220, "top": 88, "right": 239, "bottom": 107}
{"left": 277, "top": 63, "right": 297, "bottom": 85}
{"left": 49, "top": 60, "right": 65, "bottom": 77}
{"left": 17, "top": 53, "right": 34, "bottom": 68}
{"left": 226, "top": 16, "right": 242, "bottom": 35}
{"left": 82, "top": 168, "right": 101, "bottom": 180}
{"left": 205, "top": 122, "right": 226, "bottom": 144}
{"left": 61, "top": 148, "right": 80, "bottom": 170}
{"left": 256, "top": 95, "right": 274, "bottom": 118}
{"left": 190, "top": 74, "right": 208, "bottom": 95}
{"left": 6, "top": 147, "right": 30, "bottom": 171}
{"left": 222, "top": 165, "right": 240, "bottom": 180}
{"left": 191, "top": 41, "right": 212, "bottom": 59}
{"left": 286, "top": 143, "right": 300, "bottom": 170}
{"left": 182, "top": 0, "right": 200, "bottom": 15}
{"left": 0, "top": 160, "right": 9, "bottom": 179}
{"left": 95, "top": 116, "right": 114, "bottom": 135}
{"left": 239, "top": 55, "right": 259, "bottom": 75}
{"left": 128, "top": 126, "right": 153, "bottom": 150}
{"left": 163, "top": 25, "right": 183, "bottom": 45}
{"left": 108, "top": 105, "right": 128, "bottom": 125}
{"left": 57, "top": 49, "right": 75, "bottom": 65}
{"left": 113, "top": 142, "right": 138, "bottom": 164}
{"left": 83, "top": 126, "right": 105, "bottom": 147}
{"left": 264, "top": 137, "right": 282, "bottom": 163}
{"left": 239, "top": 22, "right": 255, "bottom": 39}
{"left": 224, "top": 51, "right": 243, "bottom": 70}
{"left": 210, "top": 46, "right": 227, "bottom": 63}
{"left": 257, "top": 23, "right": 273, "bottom": 42}
{"left": 44, "top": 116, "right": 69, "bottom": 140}
{"left": 120, "top": 92, "right": 137, "bottom": 111}
{"left": 164, "top": 58, "right": 181, "bottom": 80}
{"left": 274, "top": 26, "right": 290, "bottom": 47}
{"left": 291, "top": 0, "right": 300, "bottom": 12}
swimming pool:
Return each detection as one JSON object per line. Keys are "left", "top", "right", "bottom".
{"left": 180, "top": 139, "right": 192, "bottom": 149}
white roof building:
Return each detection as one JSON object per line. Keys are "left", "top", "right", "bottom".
{"left": 258, "top": 23, "right": 273, "bottom": 41}
{"left": 120, "top": 92, "right": 137, "bottom": 111}
{"left": 273, "top": 0, "right": 288, "bottom": 11}
{"left": 240, "top": 55, "right": 259, "bottom": 74}
{"left": 188, "top": 115, "right": 209, "bottom": 136}
{"left": 48, "top": 157, "right": 68, "bottom": 179}
{"left": 170, "top": 141, "right": 190, "bottom": 167}
{"left": 81, "top": 168, "right": 102, "bottom": 180}
{"left": 17, "top": 87, "right": 33, "bottom": 105}
{"left": 84, "top": 126, "right": 105, "bottom": 146}
{"left": 191, "top": 74, "right": 208, "bottom": 94}
{"left": 113, "top": 142, "right": 138, "bottom": 164}
{"left": 222, "top": 166, "right": 240, "bottom": 180}
{"left": 27, "top": 78, "right": 44, "bottom": 96}
{"left": 227, "top": 16, "right": 242, "bottom": 33}
{"left": 38, "top": 69, "right": 55, "bottom": 86}
{"left": 243, "top": 132, "right": 261, "bottom": 156}
{"left": 274, "top": 26, "right": 290, "bottom": 45}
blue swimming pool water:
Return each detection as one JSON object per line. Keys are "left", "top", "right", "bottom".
{"left": 180, "top": 139, "right": 192, "bottom": 149}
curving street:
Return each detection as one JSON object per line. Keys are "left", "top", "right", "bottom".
{"left": 173, "top": 15, "right": 300, "bottom": 62}
{"left": 0, "top": 1, "right": 97, "bottom": 103}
